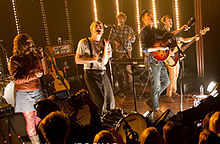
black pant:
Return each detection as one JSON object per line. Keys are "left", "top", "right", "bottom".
{"left": 84, "top": 70, "right": 115, "bottom": 115}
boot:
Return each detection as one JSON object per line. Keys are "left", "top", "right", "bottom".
{"left": 29, "top": 134, "right": 41, "bottom": 144}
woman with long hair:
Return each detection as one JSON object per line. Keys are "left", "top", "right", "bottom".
{"left": 9, "top": 33, "right": 46, "bottom": 144}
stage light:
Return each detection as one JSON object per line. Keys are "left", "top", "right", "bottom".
{"left": 115, "top": 0, "right": 120, "bottom": 15}
{"left": 64, "top": 0, "right": 73, "bottom": 44}
{"left": 40, "top": 0, "right": 51, "bottom": 45}
{"left": 93, "top": 0, "right": 98, "bottom": 21}
{"left": 135, "top": 0, "right": 143, "bottom": 57}
{"left": 151, "top": 0, "right": 158, "bottom": 28}
{"left": 207, "top": 81, "right": 219, "bottom": 97}
{"left": 174, "top": 0, "right": 180, "bottom": 30}
{"left": 11, "top": 0, "right": 20, "bottom": 34}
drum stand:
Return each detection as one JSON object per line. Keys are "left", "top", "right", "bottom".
{"left": 117, "top": 110, "right": 139, "bottom": 144}
{"left": 0, "top": 105, "right": 24, "bottom": 144}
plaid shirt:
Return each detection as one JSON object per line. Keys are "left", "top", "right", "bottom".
{"left": 108, "top": 24, "right": 136, "bottom": 53}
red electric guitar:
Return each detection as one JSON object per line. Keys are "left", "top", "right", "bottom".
{"left": 150, "top": 17, "right": 195, "bottom": 62}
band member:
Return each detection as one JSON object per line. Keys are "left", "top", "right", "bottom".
{"left": 9, "top": 33, "right": 46, "bottom": 144}
{"left": 140, "top": 10, "right": 188, "bottom": 119}
{"left": 108, "top": 12, "right": 136, "bottom": 89}
{"left": 160, "top": 15, "right": 199, "bottom": 102}
{"left": 75, "top": 21, "right": 115, "bottom": 115}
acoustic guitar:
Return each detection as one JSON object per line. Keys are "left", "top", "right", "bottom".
{"left": 164, "top": 27, "right": 210, "bottom": 67}
{"left": 150, "top": 17, "right": 195, "bottom": 62}
{"left": 51, "top": 67, "right": 70, "bottom": 92}
{"left": 44, "top": 47, "right": 70, "bottom": 92}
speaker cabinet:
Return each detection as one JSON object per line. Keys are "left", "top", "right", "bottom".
{"left": 55, "top": 55, "right": 83, "bottom": 82}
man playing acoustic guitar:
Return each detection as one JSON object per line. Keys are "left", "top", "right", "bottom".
{"left": 160, "top": 15, "right": 200, "bottom": 103}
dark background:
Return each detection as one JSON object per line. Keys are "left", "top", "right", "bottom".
{"left": 0, "top": 0, "right": 219, "bottom": 91}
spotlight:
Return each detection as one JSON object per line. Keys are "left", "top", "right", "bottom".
{"left": 207, "top": 81, "right": 219, "bottom": 97}
{"left": 207, "top": 81, "right": 218, "bottom": 93}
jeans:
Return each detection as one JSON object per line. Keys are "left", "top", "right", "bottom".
{"left": 149, "top": 62, "right": 170, "bottom": 110}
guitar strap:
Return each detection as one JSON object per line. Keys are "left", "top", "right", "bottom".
{"left": 87, "top": 38, "right": 93, "bottom": 68}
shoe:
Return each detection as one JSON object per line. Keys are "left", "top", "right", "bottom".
{"left": 153, "top": 109, "right": 163, "bottom": 120}
{"left": 165, "top": 96, "right": 175, "bottom": 103}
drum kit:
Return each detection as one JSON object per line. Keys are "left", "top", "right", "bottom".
{"left": 101, "top": 108, "right": 148, "bottom": 143}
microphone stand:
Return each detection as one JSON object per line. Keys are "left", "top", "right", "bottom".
{"left": 122, "top": 45, "right": 138, "bottom": 112}
{"left": 173, "top": 43, "right": 185, "bottom": 111}
{"left": 35, "top": 48, "right": 49, "bottom": 98}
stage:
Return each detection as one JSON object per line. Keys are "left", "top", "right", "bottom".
{"left": 114, "top": 87, "right": 195, "bottom": 115}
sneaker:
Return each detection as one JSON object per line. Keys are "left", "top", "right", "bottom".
{"left": 153, "top": 109, "right": 163, "bottom": 120}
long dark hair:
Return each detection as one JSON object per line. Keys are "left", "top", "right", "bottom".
{"left": 13, "top": 33, "right": 37, "bottom": 56}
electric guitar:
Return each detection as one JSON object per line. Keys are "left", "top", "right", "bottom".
{"left": 150, "top": 17, "right": 195, "bottom": 62}
{"left": 164, "top": 27, "right": 210, "bottom": 67}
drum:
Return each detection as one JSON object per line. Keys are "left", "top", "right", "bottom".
{"left": 3, "top": 81, "right": 15, "bottom": 107}
{"left": 102, "top": 109, "right": 148, "bottom": 143}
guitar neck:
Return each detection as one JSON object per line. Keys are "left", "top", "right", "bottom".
{"left": 181, "top": 38, "right": 196, "bottom": 52}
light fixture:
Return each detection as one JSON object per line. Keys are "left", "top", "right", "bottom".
{"left": 207, "top": 81, "right": 219, "bottom": 97}
{"left": 151, "top": 0, "right": 158, "bottom": 28}
{"left": 135, "top": 0, "right": 143, "bottom": 57}
{"left": 115, "top": 0, "right": 120, "bottom": 15}
{"left": 93, "top": 0, "right": 98, "bottom": 21}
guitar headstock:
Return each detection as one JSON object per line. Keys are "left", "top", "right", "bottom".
{"left": 200, "top": 27, "right": 210, "bottom": 35}
{"left": 187, "top": 17, "right": 196, "bottom": 27}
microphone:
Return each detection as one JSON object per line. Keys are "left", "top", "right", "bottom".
{"left": 104, "top": 24, "right": 115, "bottom": 28}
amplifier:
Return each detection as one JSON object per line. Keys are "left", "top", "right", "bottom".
{"left": 46, "top": 44, "right": 72, "bottom": 58}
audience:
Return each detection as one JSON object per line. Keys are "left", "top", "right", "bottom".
{"left": 139, "top": 127, "right": 164, "bottom": 144}
{"left": 209, "top": 111, "right": 220, "bottom": 137}
{"left": 199, "top": 129, "right": 220, "bottom": 144}
{"left": 63, "top": 89, "right": 102, "bottom": 143}
{"left": 34, "top": 98, "right": 60, "bottom": 119}
{"left": 163, "top": 121, "right": 186, "bottom": 144}
{"left": 38, "top": 111, "right": 70, "bottom": 144}
{"left": 202, "top": 111, "right": 215, "bottom": 130}
{"left": 93, "top": 130, "right": 118, "bottom": 143}
{"left": 32, "top": 88, "right": 220, "bottom": 144}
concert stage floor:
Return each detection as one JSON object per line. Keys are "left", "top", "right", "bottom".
{"left": 114, "top": 88, "right": 196, "bottom": 115}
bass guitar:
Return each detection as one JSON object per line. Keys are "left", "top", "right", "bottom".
{"left": 150, "top": 17, "right": 195, "bottom": 62}
{"left": 164, "top": 27, "right": 210, "bottom": 67}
